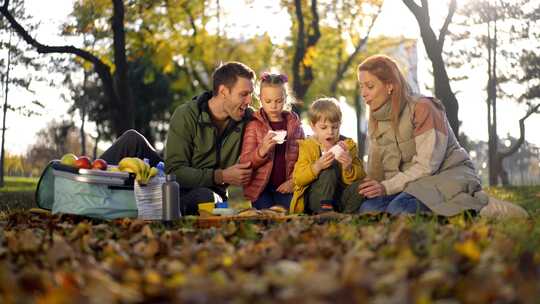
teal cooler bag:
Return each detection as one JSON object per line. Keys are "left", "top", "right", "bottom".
{"left": 36, "top": 161, "right": 138, "bottom": 220}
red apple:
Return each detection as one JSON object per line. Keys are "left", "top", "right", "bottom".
{"left": 74, "top": 156, "right": 92, "bottom": 169}
{"left": 91, "top": 159, "right": 108, "bottom": 170}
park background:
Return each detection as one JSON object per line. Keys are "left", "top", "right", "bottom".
{"left": 1, "top": 1, "right": 540, "bottom": 303}
{"left": 0, "top": 0, "right": 539, "bottom": 187}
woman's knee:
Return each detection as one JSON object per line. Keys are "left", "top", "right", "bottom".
{"left": 387, "top": 193, "right": 430, "bottom": 215}
{"left": 359, "top": 196, "right": 390, "bottom": 213}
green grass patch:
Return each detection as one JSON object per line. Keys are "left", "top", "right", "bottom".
{"left": 485, "top": 185, "right": 540, "bottom": 215}
{"left": 0, "top": 176, "right": 38, "bottom": 192}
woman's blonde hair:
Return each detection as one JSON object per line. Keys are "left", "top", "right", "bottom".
{"left": 357, "top": 55, "right": 413, "bottom": 137}
{"left": 307, "top": 97, "right": 342, "bottom": 124}
{"left": 257, "top": 72, "right": 294, "bottom": 112}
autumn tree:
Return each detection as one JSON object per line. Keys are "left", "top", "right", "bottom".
{"left": 450, "top": 0, "right": 539, "bottom": 185}
{"left": 0, "top": 0, "right": 134, "bottom": 139}
{"left": 402, "top": 0, "right": 461, "bottom": 137}
{"left": 0, "top": 0, "right": 43, "bottom": 186}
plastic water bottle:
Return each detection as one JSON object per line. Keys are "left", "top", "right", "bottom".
{"left": 156, "top": 161, "right": 165, "bottom": 177}
{"left": 162, "top": 174, "right": 180, "bottom": 222}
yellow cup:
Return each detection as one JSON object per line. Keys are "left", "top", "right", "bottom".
{"left": 198, "top": 202, "right": 215, "bottom": 214}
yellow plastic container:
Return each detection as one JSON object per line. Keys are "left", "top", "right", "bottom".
{"left": 198, "top": 202, "right": 215, "bottom": 214}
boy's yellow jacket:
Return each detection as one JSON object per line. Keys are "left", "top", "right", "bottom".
{"left": 290, "top": 137, "right": 366, "bottom": 213}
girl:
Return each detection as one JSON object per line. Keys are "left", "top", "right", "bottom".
{"left": 240, "top": 73, "right": 304, "bottom": 209}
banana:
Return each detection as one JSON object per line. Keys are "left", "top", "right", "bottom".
{"left": 118, "top": 157, "right": 144, "bottom": 184}
{"left": 118, "top": 157, "right": 139, "bottom": 173}
{"left": 118, "top": 157, "right": 159, "bottom": 185}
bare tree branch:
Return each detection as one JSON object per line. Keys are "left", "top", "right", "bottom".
{"left": 0, "top": 0, "right": 111, "bottom": 80}
{"left": 330, "top": 4, "right": 382, "bottom": 94}
{"left": 499, "top": 103, "right": 540, "bottom": 158}
{"left": 438, "top": 0, "right": 457, "bottom": 50}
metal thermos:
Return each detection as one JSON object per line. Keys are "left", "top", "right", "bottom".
{"left": 162, "top": 174, "right": 180, "bottom": 221}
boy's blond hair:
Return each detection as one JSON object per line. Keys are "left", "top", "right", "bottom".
{"left": 307, "top": 97, "right": 342, "bottom": 124}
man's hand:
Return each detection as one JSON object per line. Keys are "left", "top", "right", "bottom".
{"left": 358, "top": 177, "right": 386, "bottom": 198}
{"left": 312, "top": 152, "right": 335, "bottom": 175}
{"left": 258, "top": 132, "right": 277, "bottom": 158}
{"left": 276, "top": 179, "right": 294, "bottom": 194}
{"left": 222, "top": 162, "right": 252, "bottom": 186}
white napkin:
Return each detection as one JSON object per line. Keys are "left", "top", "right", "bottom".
{"left": 326, "top": 144, "right": 345, "bottom": 158}
{"left": 269, "top": 130, "right": 287, "bottom": 144}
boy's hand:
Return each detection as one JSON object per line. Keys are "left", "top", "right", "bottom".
{"left": 258, "top": 132, "right": 277, "bottom": 157}
{"left": 335, "top": 141, "right": 352, "bottom": 171}
{"left": 312, "top": 152, "right": 335, "bottom": 175}
{"left": 336, "top": 152, "right": 352, "bottom": 171}
{"left": 223, "top": 162, "right": 252, "bottom": 186}
{"left": 276, "top": 179, "right": 294, "bottom": 193}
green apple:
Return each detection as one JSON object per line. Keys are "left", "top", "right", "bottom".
{"left": 60, "top": 153, "right": 78, "bottom": 166}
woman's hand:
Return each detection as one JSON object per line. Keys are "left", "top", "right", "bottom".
{"left": 358, "top": 177, "right": 386, "bottom": 198}
{"left": 258, "top": 132, "right": 277, "bottom": 158}
{"left": 276, "top": 179, "right": 294, "bottom": 194}
{"left": 312, "top": 152, "right": 335, "bottom": 175}
{"left": 335, "top": 141, "right": 352, "bottom": 171}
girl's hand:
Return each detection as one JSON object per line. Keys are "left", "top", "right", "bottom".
{"left": 358, "top": 177, "right": 386, "bottom": 198}
{"left": 258, "top": 132, "right": 277, "bottom": 157}
{"left": 276, "top": 179, "right": 294, "bottom": 193}
{"left": 312, "top": 152, "right": 335, "bottom": 175}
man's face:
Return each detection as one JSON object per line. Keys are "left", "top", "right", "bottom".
{"left": 222, "top": 77, "right": 254, "bottom": 121}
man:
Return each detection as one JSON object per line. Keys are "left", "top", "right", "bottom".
{"left": 164, "top": 61, "right": 255, "bottom": 215}
{"left": 100, "top": 62, "right": 255, "bottom": 215}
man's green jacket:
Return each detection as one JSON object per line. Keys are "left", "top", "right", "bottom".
{"left": 165, "top": 91, "right": 252, "bottom": 198}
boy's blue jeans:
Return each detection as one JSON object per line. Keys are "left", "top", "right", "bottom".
{"left": 253, "top": 184, "right": 293, "bottom": 209}
{"left": 359, "top": 192, "right": 431, "bottom": 215}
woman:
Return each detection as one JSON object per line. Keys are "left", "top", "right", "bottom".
{"left": 353, "top": 55, "right": 527, "bottom": 217}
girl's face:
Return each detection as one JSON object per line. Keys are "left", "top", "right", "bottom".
{"left": 358, "top": 71, "right": 393, "bottom": 111}
{"left": 310, "top": 118, "right": 340, "bottom": 150}
{"left": 260, "top": 85, "right": 286, "bottom": 122}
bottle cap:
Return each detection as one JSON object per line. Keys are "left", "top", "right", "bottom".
{"left": 157, "top": 161, "right": 165, "bottom": 170}
{"left": 166, "top": 174, "right": 176, "bottom": 182}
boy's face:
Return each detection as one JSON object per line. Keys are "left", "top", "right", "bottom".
{"left": 310, "top": 118, "right": 340, "bottom": 149}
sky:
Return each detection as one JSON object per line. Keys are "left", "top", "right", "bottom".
{"left": 2, "top": 0, "right": 539, "bottom": 155}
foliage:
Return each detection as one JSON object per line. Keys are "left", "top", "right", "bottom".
{"left": 25, "top": 120, "right": 99, "bottom": 176}
{"left": 0, "top": 186, "right": 539, "bottom": 302}
{"left": 0, "top": 0, "right": 44, "bottom": 117}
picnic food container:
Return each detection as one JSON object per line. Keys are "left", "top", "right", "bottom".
{"left": 35, "top": 160, "right": 138, "bottom": 220}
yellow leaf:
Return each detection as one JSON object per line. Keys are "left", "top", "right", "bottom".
{"left": 454, "top": 239, "right": 481, "bottom": 262}
{"left": 166, "top": 273, "right": 186, "bottom": 288}
{"left": 302, "top": 46, "right": 317, "bottom": 67}
{"left": 222, "top": 255, "right": 234, "bottom": 267}
{"left": 145, "top": 270, "right": 162, "bottom": 285}
{"left": 471, "top": 223, "right": 490, "bottom": 239}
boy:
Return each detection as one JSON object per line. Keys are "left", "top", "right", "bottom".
{"left": 290, "top": 98, "right": 366, "bottom": 214}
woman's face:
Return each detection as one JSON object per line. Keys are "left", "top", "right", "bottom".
{"left": 358, "top": 71, "right": 393, "bottom": 111}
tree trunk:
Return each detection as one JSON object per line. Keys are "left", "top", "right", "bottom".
{"left": 354, "top": 82, "right": 366, "bottom": 159}
{"left": 402, "top": 0, "right": 460, "bottom": 137}
{"left": 291, "top": 0, "right": 321, "bottom": 110}
{"left": 93, "top": 127, "right": 101, "bottom": 160}
{"left": 0, "top": 0, "right": 134, "bottom": 137}
{"left": 80, "top": 70, "right": 88, "bottom": 156}
{"left": 111, "top": 0, "right": 134, "bottom": 136}
{"left": 0, "top": 30, "right": 12, "bottom": 188}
